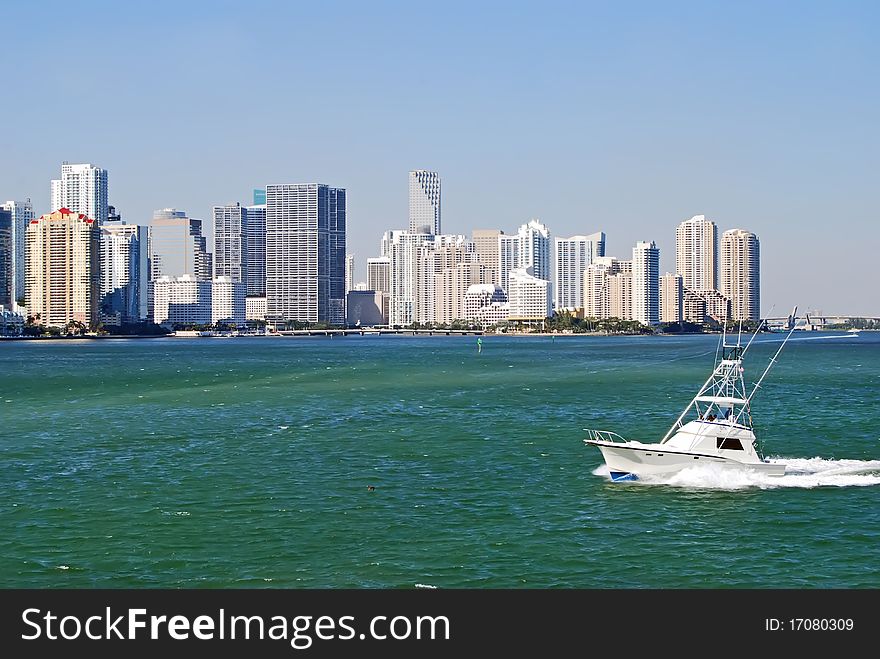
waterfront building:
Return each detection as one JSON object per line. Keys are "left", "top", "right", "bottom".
{"left": 721, "top": 229, "right": 760, "bottom": 321}
{"left": 25, "top": 208, "right": 100, "bottom": 327}
{"left": 683, "top": 288, "right": 708, "bottom": 324}
{"left": 50, "top": 162, "right": 108, "bottom": 224}
{"left": 498, "top": 233, "right": 519, "bottom": 294}
{"left": 464, "top": 283, "right": 507, "bottom": 322}
{"left": 472, "top": 229, "right": 503, "bottom": 286}
{"left": 554, "top": 232, "right": 605, "bottom": 311}
{"left": 478, "top": 301, "right": 510, "bottom": 327}
{"left": 517, "top": 219, "right": 551, "bottom": 282}
{"left": 675, "top": 214, "right": 718, "bottom": 292}
{"left": 434, "top": 261, "right": 492, "bottom": 324}
{"left": 696, "top": 288, "right": 732, "bottom": 323}
{"left": 367, "top": 256, "right": 390, "bottom": 294}
{"left": 409, "top": 170, "right": 441, "bottom": 235}
{"left": 100, "top": 223, "right": 148, "bottom": 324}
{"left": 607, "top": 271, "right": 633, "bottom": 320}
{"left": 345, "top": 254, "right": 355, "bottom": 297}
{"left": 0, "top": 208, "right": 11, "bottom": 306}
{"left": 151, "top": 275, "right": 212, "bottom": 326}
{"left": 212, "top": 202, "right": 248, "bottom": 284}
{"left": 507, "top": 267, "right": 551, "bottom": 322}
{"left": 246, "top": 295, "right": 267, "bottom": 321}
{"left": 148, "top": 209, "right": 212, "bottom": 280}
{"left": 1, "top": 199, "right": 35, "bottom": 304}
{"left": 244, "top": 203, "right": 266, "bottom": 297}
{"left": 211, "top": 276, "right": 246, "bottom": 325}
{"left": 0, "top": 305, "right": 25, "bottom": 336}
{"left": 660, "top": 272, "right": 684, "bottom": 323}
{"left": 265, "top": 183, "right": 346, "bottom": 324}
{"left": 346, "top": 290, "right": 387, "bottom": 326}
{"left": 632, "top": 241, "right": 660, "bottom": 325}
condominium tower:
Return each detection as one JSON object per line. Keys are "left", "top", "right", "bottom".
{"left": 50, "top": 162, "right": 109, "bottom": 224}
{"left": 408, "top": 170, "right": 441, "bottom": 235}
{"left": 632, "top": 241, "right": 660, "bottom": 325}
{"left": 1, "top": 200, "right": 35, "bottom": 303}
{"left": 675, "top": 215, "right": 717, "bottom": 292}
{"left": 213, "top": 203, "right": 248, "bottom": 283}
{"left": 720, "top": 229, "right": 760, "bottom": 321}
{"left": 554, "top": 231, "right": 605, "bottom": 310}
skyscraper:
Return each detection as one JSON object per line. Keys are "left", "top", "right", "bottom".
{"left": 148, "top": 210, "right": 212, "bottom": 281}
{"left": 26, "top": 208, "right": 100, "bottom": 327}
{"left": 720, "top": 229, "right": 760, "bottom": 321}
{"left": 632, "top": 241, "right": 660, "bottom": 325}
{"left": 660, "top": 272, "right": 683, "bottom": 323}
{"left": 50, "top": 162, "right": 109, "bottom": 224}
{"left": 265, "top": 183, "right": 346, "bottom": 324}
{"left": 0, "top": 208, "right": 11, "bottom": 307}
{"left": 498, "top": 233, "right": 519, "bottom": 294}
{"left": 409, "top": 170, "right": 441, "bottom": 234}
{"left": 554, "top": 231, "right": 605, "bottom": 310}
{"left": 213, "top": 203, "right": 248, "bottom": 283}
{"left": 244, "top": 203, "right": 266, "bottom": 297}
{"left": 100, "top": 223, "right": 148, "bottom": 324}
{"left": 345, "top": 254, "right": 355, "bottom": 296}
{"left": 366, "top": 256, "right": 390, "bottom": 294}
{"left": 675, "top": 214, "right": 717, "bottom": 292}
{"left": 472, "top": 229, "right": 503, "bottom": 286}
{"left": 517, "top": 219, "right": 551, "bottom": 282}
{"left": 1, "top": 200, "right": 34, "bottom": 304}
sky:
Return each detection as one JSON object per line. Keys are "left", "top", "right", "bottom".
{"left": 1, "top": 0, "right": 877, "bottom": 315}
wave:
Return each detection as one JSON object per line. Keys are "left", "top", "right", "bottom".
{"left": 597, "top": 457, "right": 880, "bottom": 490}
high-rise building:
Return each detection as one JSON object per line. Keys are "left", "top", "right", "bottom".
{"left": 366, "top": 256, "right": 390, "bottom": 294}
{"left": 50, "top": 162, "right": 109, "bottom": 224}
{"left": 675, "top": 214, "right": 717, "bottom": 292}
{"left": 26, "top": 208, "right": 100, "bottom": 327}
{"left": 148, "top": 209, "right": 212, "bottom": 281}
{"left": 408, "top": 170, "right": 441, "bottom": 234}
{"left": 683, "top": 289, "right": 708, "bottom": 324}
{"left": 213, "top": 203, "right": 248, "bottom": 284}
{"left": 100, "top": 223, "right": 148, "bottom": 324}
{"left": 660, "top": 273, "right": 683, "bottom": 323}
{"left": 346, "top": 290, "right": 387, "bottom": 326}
{"left": 1, "top": 200, "right": 35, "bottom": 304}
{"left": 152, "top": 275, "right": 212, "bottom": 326}
{"left": 345, "top": 254, "right": 355, "bottom": 296}
{"left": 212, "top": 276, "right": 246, "bottom": 325}
{"left": 582, "top": 257, "right": 632, "bottom": 320}
{"left": 0, "top": 208, "right": 11, "bottom": 307}
{"left": 472, "top": 229, "right": 503, "bottom": 286}
{"left": 518, "top": 219, "right": 551, "bottom": 282}
{"left": 632, "top": 240, "right": 660, "bottom": 325}
{"left": 498, "top": 233, "right": 519, "bottom": 294}
{"left": 244, "top": 203, "right": 266, "bottom": 297}
{"left": 721, "top": 229, "right": 760, "bottom": 321}
{"left": 434, "top": 261, "right": 492, "bottom": 324}
{"left": 265, "top": 183, "right": 346, "bottom": 324}
{"left": 507, "top": 267, "right": 551, "bottom": 321}
{"left": 607, "top": 271, "right": 633, "bottom": 320}
{"left": 554, "top": 231, "right": 605, "bottom": 310}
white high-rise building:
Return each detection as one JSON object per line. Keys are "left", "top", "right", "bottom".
{"left": 50, "top": 162, "right": 109, "bottom": 224}
{"left": 100, "top": 223, "right": 148, "bottom": 323}
{"left": 498, "top": 233, "right": 519, "bottom": 294}
{"left": 366, "top": 256, "right": 390, "bottom": 294}
{"left": 152, "top": 275, "right": 212, "bottom": 326}
{"left": 212, "top": 276, "right": 246, "bottom": 325}
{"left": 1, "top": 200, "right": 34, "bottom": 304}
{"left": 632, "top": 241, "right": 660, "bottom": 325}
{"left": 386, "top": 230, "right": 430, "bottom": 326}
{"left": 472, "top": 229, "right": 503, "bottom": 286}
{"left": 26, "top": 208, "right": 100, "bottom": 327}
{"left": 409, "top": 170, "right": 441, "bottom": 235}
{"left": 507, "top": 267, "right": 551, "bottom": 321}
{"left": 265, "top": 183, "right": 346, "bottom": 324}
{"left": 720, "top": 229, "right": 760, "bottom": 321}
{"left": 213, "top": 203, "right": 248, "bottom": 283}
{"left": 244, "top": 203, "right": 266, "bottom": 297}
{"left": 660, "top": 273, "right": 683, "bottom": 323}
{"left": 554, "top": 231, "right": 605, "bottom": 310}
{"left": 518, "top": 219, "right": 551, "bottom": 282}
{"left": 583, "top": 257, "right": 632, "bottom": 319}
{"left": 345, "top": 254, "right": 355, "bottom": 297}
{"left": 675, "top": 214, "right": 717, "bottom": 292}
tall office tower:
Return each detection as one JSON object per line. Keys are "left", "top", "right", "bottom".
{"left": 2, "top": 200, "right": 35, "bottom": 304}
{"left": 366, "top": 256, "right": 390, "bottom": 294}
{"left": 720, "top": 229, "right": 760, "bottom": 321}
{"left": 213, "top": 203, "right": 248, "bottom": 283}
{"left": 100, "top": 223, "right": 147, "bottom": 324}
{"left": 472, "top": 229, "right": 503, "bottom": 286}
{"left": 632, "top": 240, "right": 660, "bottom": 325}
{"left": 244, "top": 203, "right": 266, "bottom": 297}
{"left": 0, "top": 208, "right": 11, "bottom": 307}
{"left": 408, "top": 170, "right": 441, "bottom": 234}
{"left": 554, "top": 231, "right": 605, "bottom": 310}
{"left": 507, "top": 267, "right": 551, "bottom": 322}
{"left": 517, "top": 219, "right": 551, "bottom": 282}
{"left": 498, "top": 233, "right": 519, "bottom": 294}
{"left": 265, "top": 183, "right": 346, "bottom": 324}
{"left": 25, "top": 208, "right": 100, "bottom": 327}
{"left": 675, "top": 214, "right": 717, "bottom": 292}
{"left": 148, "top": 210, "right": 212, "bottom": 281}
{"left": 660, "top": 272, "right": 684, "bottom": 323}
{"left": 50, "top": 162, "right": 109, "bottom": 224}
{"left": 345, "top": 254, "right": 355, "bottom": 295}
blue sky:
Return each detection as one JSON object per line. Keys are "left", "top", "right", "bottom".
{"left": 1, "top": 0, "right": 877, "bottom": 314}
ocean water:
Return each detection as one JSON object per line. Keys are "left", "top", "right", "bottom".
{"left": 1, "top": 332, "right": 878, "bottom": 588}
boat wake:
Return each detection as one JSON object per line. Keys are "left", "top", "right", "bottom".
{"left": 593, "top": 458, "right": 880, "bottom": 490}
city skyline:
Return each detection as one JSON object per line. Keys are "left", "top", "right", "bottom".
{"left": 1, "top": 2, "right": 877, "bottom": 315}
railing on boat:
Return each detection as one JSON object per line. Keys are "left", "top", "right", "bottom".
{"left": 584, "top": 429, "right": 629, "bottom": 444}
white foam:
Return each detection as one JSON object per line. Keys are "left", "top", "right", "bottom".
{"left": 632, "top": 457, "right": 880, "bottom": 490}
{"left": 592, "top": 464, "right": 611, "bottom": 477}
{"left": 415, "top": 583, "right": 438, "bottom": 589}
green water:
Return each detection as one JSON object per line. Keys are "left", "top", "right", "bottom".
{"left": 2, "top": 333, "right": 878, "bottom": 588}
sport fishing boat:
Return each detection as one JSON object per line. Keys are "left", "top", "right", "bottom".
{"left": 585, "top": 319, "right": 796, "bottom": 482}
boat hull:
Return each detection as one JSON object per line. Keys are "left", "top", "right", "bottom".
{"left": 588, "top": 441, "right": 786, "bottom": 480}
